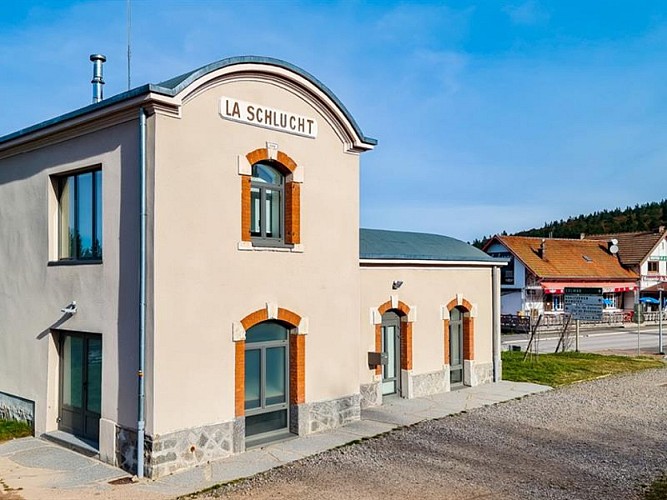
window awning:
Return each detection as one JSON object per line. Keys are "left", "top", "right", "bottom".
{"left": 540, "top": 281, "right": 638, "bottom": 294}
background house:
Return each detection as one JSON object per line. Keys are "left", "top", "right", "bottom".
{"left": 484, "top": 235, "right": 638, "bottom": 316}
{"left": 588, "top": 227, "right": 667, "bottom": 296}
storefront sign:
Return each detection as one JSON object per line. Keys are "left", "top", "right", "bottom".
{"left": 219, "top": 97, "right": 318, "bottom": 138}
{"left": 648, "top": 256, "right": 667, "bottom": 261}
{"left": 642, "top": 275, "right": 667, "bottom": 281}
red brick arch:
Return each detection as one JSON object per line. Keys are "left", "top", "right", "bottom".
{"left": 374, "top": 300, "right": 412, "bottom": 376}
{"left": 444, "top": 298, "right": 475, "bottom": 365}
{"left": 241, "top": 148, "right": 300, "bottom": 244}
{"left": 235, "top": 307, "right": 305, "bottom": 418}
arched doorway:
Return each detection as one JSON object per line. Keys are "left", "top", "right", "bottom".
{"left": 449, "top": 307, "right": 465, "bottom": 386}
{"left": 244, "top": 321, "right": 291, "bottom": 446}
{"left": 381, "top": 311, "right": 401, "bottom": 396}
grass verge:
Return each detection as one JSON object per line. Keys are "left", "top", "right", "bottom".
{"left": 501, "top": 350, "right": 664, "bottom": 387}
{"left": 0, "top": 420, "right": 32, "bottom": 443}
{"left": 645, "top": 473, "right": 667, "bottom": 500}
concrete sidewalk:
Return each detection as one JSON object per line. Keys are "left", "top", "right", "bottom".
{"left": 0, "top": 380, "right": 550, "bottom": 500}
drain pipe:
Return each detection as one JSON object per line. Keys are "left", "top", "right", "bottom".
{"left": 137, "top": 107, "right": 147, "bottom": 478}
{"left": 492, "top": 266, "right": 501, "bottom": 382}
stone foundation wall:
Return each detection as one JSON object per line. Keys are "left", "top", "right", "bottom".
{"left": 360, "top": 382, "right": 382, "bottom": 408}
{"left": 411, "top": 369, "right": 448, "bottom": 398}
{"left": 473, "top": 362, "right": 494, "bottom": 386}
{"left": 116, "top": 419, "right": 239, "bottom": 478}
{"left": 0, "top": 392, "right": 34, "bottom": 430}
{"left": 291, "top": 394, "right": 360, "bottom": 435}
{"left": 463, "top": 360, "right": 494, "bottom": 387}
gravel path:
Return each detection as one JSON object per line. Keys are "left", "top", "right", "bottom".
{"left": 197, "top": 367, "right": 667, "bottom": 500}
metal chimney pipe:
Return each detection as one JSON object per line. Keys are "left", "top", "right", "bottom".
{"left": 90, "top": 54, "right": 107, "bottom": 103}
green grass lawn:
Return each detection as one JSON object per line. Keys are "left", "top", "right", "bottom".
{"left": 501, "top": 350, "right": 665, "bottom": 387}
{"left": 0, "top": 419, "right": 32, "bottom": 443}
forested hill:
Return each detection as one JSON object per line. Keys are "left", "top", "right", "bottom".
{"left": 472, "top": 199, "right": 667, "bottom": 248}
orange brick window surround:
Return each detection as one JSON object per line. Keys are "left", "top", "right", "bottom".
{"left": 235, "top": 307, "right": 305, "bottom": 418}
{"left": 374, "top": 300, "right": 412, "bottom": 375}
{"left": 444, "top": 298, "right": 475, "bottom": 363}
{"left": 241, "top": 148, "right": 301, "bottom": 245}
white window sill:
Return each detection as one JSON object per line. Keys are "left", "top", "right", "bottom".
{"left": 238, "top": 241, "right": 304, "bottom": 253}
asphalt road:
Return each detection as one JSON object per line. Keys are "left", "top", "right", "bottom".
{"left": 502, "top": 325, "right": 667, "bottom": 355}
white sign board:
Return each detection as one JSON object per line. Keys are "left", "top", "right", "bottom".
{"left": 564, "top": 287, "right": 603, "bottom": 321}
{"left": 219, "top": 97, "right": 318, "bottom": 138}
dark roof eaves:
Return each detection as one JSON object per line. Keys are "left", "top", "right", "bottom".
{"left": 360, "top": 253, "right": 503, "bottom": 263}
{"left": 0, "top": 85, "right": 152, "bottom": 146}
{"left": 0, "top": 56, "right": 377, "bottom": 147}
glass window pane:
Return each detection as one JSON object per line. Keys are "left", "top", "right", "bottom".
{"left": 451, "top": 367, "right": 463, "bottom": 384}
{"left": 450, "top": 308, "right": 461, "bottom": 321}
{"left": 86, "top": 338, "right": 102, "bottom": 414}
{"left": 59, "top": 177, "right": 74, "bottom": 259}
{"left": 251, "top": 187, "right": 261, "bottom": 236}
{"left": 245, "top": 409, "right": 287, "bottom": 437}
{"left": 94, "top": 170, "right": 102, "bottom": 258}
{"left": 63, "top": 336, "right": 83, "bottom": 408}
{"left": 383, "top": 326, "right": 395, "bottom": 379}
{"left": 245, "top": 349, "right": 261, "bottom": 410}
{"left": 252, "top": 163, "right": 283, "bottom": 185}
{"left": 451, "top": 323, "right": 462, "bottom": 366}
{"left": 246, "top": 322, "right": 288, "bottom": 343}
{"left": 77, "top": 172, "right": 93, "bottom": 258}
{"left": 265, "top": 347, "right": 286, "bottom": 406}
{"left": 266, "top": 189, "right": 281, "bottom": 238}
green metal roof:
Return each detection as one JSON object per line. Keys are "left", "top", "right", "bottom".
{"left": 360, "top": 228, "right": 502, "bottom": 263}
{"left": 0, "top": 56, "right": 377, "bottom": 147}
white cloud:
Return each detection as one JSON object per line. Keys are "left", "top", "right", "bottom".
{"left": 503, "top": 1, "right": 550, "bottom": 26}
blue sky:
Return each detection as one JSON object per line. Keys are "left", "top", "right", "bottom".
{"left": 1, "top": 1, "right": 666, "bottom": 241}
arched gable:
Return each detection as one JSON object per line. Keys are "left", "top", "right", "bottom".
{"left": 152, "top": 56, "right": 377, "bottom": 153}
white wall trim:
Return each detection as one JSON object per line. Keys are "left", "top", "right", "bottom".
{"left": 232, "top": 322, "right": 245, "bottom": 342}
{"left": 237, "top": 154, "right": 251, "bottom": 175}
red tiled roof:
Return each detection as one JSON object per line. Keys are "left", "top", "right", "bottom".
{"left": 489, "top": 235, "right": 638, "bottom": 280}
{"left": 588, "top": 229, "right": 666, "bottom": 267}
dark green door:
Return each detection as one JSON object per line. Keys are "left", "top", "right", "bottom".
{"left": 449, "top": 308, "right": 464, "bottom": 385}
{"left": 59, "top": 333, "right": 102, "bottom": 443}
{"left": 244, "top": 322, "right": 290, "bottom": 446}
{"left": 381, "top": 311, "right": 401, "bottom": 396}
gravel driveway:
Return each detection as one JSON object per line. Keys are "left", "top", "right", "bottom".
{"left": 199, "top": 367, "right": 667, "bottom": 500}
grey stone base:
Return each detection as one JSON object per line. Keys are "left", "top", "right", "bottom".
{"left": 360, "top": 382, "right": 382, "bottom": 409}
{"left": 115, "top": 419, "right": 238, "bottom": 478}
{"left": 411, "top": 369, "right": 448, "bottom": 398}
{"left": 463, "top": 360, "right": 494, "bottom": 387}
{"left": 0, "top": 392, "right": 34, "bottom": 430}
{"left": 473, "top": 362, "right": 494, "bottom": 386}
{"left": 291, "top": 394, "right": 360, "bottom": 435}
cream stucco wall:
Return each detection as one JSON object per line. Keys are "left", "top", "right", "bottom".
{"left": 149, "top": 74, "right": 363, "bottom": 435}
{"left": 359, "top": 265, "right": 494, "bottom": 386}
{"left": 0, "top": 120, "right": 141, "bottom": 445}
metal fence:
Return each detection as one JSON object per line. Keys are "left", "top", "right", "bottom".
{"left": 501, "top": 310, "right": 666, "bottom": 333}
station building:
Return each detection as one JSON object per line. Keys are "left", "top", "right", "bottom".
{"left": 0, "top": 56, "right": 504, "bottom": 477}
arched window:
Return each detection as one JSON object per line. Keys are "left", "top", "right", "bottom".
{"left": 241, "top": 148, "right": 301, "bottom": 247}
{"left": 250, "top": 161, "right": 284, "bottom": 244}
